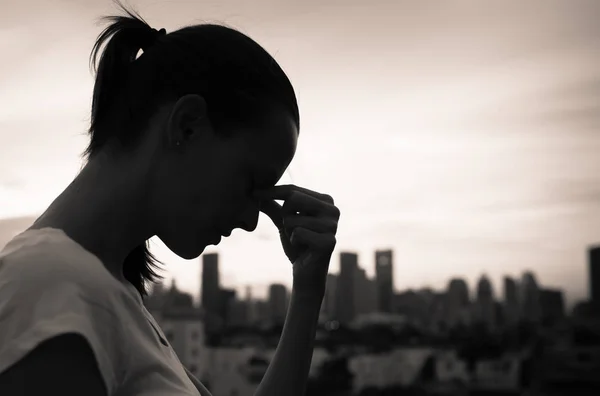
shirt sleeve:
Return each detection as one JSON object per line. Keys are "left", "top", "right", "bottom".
{"left": 0, "top": 256, "right": 127, "bottom": 396}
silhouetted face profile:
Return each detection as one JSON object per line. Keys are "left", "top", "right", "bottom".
{"left": 148, "top": 95, "right": 298, "bottom": 259}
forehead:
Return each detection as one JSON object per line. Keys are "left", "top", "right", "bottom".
{"left": 241, "top": 110, "right": 298, "bottom": 187}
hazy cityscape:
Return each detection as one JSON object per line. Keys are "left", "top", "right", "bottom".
{"left": 142, "top": 244, "right": 600, "bottom": 396}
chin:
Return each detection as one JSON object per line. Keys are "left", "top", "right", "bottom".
{"left": 161, "top": 235, "right": 209, "bottom": 260}
{"left": 176, "top": 246, "right": 206, "bottom": 260}
{"left": 182, "top": 238, "right": 213, "bottom": 259}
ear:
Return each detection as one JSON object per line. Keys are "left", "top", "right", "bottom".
{"left": 165, "top": 94, "right": 213, "bottom": 149}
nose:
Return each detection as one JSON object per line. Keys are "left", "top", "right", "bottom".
{"left": 237, "top": 200, "right": 260, "bottom": 232}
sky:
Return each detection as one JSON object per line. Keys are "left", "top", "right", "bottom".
{"left": 0, "top": 0, "right": 599, "bottom": 305}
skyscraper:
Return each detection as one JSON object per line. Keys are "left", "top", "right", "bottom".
{"left": 353, "top": 267, "right": 378, "bottom": 316}
{"left": 375, "top": 249, "right": 394, "bottom": 313}
{"left": 201, "top": 253, "right": 221, "bottom": 330}
{"left": 268, "top": 283, "right": 288, "bottom": 325}
{"left": 336, "top": 252, "right": 358, "bottom": 324}
{"left": 520, "top": 271, "right": 541, "bottom": 323}
{"left": 476, "top": 275, "right": 496, "bottom": 330}
{"left": 219, "top": 288, "right": 237, "bottom": 327}
{"left": 445, "top": 278, "right": 470, "bottom": 328}
{"left": 539, "top": 288, "right": 565, "bottom": 324}
{"left": 503, "top": 276, "right": 520, "bottom": 325}
{"left": 590, "top": 246, "right": 600, "bottom": 304}
{"left": 321, "top": 274, "right": 338, "bottom": 320}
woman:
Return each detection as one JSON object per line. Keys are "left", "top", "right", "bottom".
{"left": 0, "top": 3, "right": 340, "bottom": 396}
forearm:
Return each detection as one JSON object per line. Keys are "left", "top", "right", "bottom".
{"left": 253, "top": 289, "right": 323, "bottom": 396}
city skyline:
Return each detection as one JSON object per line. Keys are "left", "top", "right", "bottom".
{"left": 1, "top": 1, "right": 599, "bottom": 304}
{"left": 154, "top": 246, "right": 586, "bottom": 312}
{"left": 159, "top": 246, "right": 572, "bottom": 331}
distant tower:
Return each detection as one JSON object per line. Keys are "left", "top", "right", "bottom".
{"left": 321, "top": 274, "right": 338, "bottom": 320}
{"left": 375, "top": 250, "right": 394, "bottom": 313}
{"left": 336, "top": 252, "right": 358, "bottom": 324}
{"left": 201, "top": 253, "right": 221, "bottom": 331}
{"left": 539, "top": 288, "right": 565, "bottom": 324}
{"left": 590, "top": 246, "right": 600, "bottom": 305}
{"left": 476, "top": 275, "right": 496, "bottom": 330}
{"left": 353, "top": 267, "right": 378, "bottom": 317}
{"left": 268, "top": 284, "right": 288, "bottom": 325}
{"left": 503, "top": 276, "right": 520, "bottom": 326}
{"left": 445, "top": 278, "right": 470, "bottom": 328}
{"left": 520, "top": 271, "right": 541, "bottom": 323}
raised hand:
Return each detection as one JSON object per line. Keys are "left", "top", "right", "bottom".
{"left": 255, "top": 185, "right": 340, "bottom": 296}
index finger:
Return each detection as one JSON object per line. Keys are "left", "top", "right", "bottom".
{"left": 255, "top": 184, "right": 332, "bottom": 203}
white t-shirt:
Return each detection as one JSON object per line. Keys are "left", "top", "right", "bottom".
{"left": 0, "top": 228, "right": 201, "bottom": 396}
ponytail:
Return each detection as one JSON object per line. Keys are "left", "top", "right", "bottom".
{"left": 87, "top": 1, "right": 164, "bottom": 297}
{"left": 87, "top": 3, "right": 164, "bottom": 155}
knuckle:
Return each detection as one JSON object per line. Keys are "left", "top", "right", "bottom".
{"left": 329, "top": 235, "right": 337, "bottom": 247}
{"left": 288, "top": 191, "right": 302, "bottom": 205}
{"left": 331, "top": 206, "right": 341, "bottom": 219}
{"left": 321, "top": 194, "right": 334, "bottom": 204}
{"left": 325, "top": 218, "right": 337, "bottom": 229}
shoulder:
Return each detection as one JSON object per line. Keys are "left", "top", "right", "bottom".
{"left": 0, "top": 228, "right": 132, "bottom": 395}
{"left": 0, "top": 227, "right": 128, "bottom": 307}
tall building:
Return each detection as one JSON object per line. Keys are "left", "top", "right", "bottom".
{"left": 503, "top": 276, "right": 520, "bottom": 326}
{"left": 475, "top": 275, "right": 496, "bottom": 330}
{"left": 445, "top": 278, "right": 470, "bottom": 328}
{"left": 268, "top": 283, "right": 288, "bottom": 325}
{"left": 201, "top": 253, "right": 221, "bottom": 332}
{"left": 321, "top": 274, "right": 338, "bottom": 320}
{"left": 201, "top": 253, "right": 221, "bottom": 311}
{"left": 375, "top": 249, "right": 394, "bottom": 313}
{"left": 353, "top": 267, "right": 378, "bottom": 317}
{"left": 539, "top": 288, "right": 565, "bottom": 324}
{"left": 520, "top": 271, "right": 541, "bottom": 323}
{"left": 336, "top": 252, "right": 359, "bottom": 324}
{"left": 219, "top": 288, "right": 237, "bottom": 327}
{"left": 590, "top": 246, "right": 600, "bottom": 304}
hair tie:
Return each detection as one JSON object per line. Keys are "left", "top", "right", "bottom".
{"left": 141, "top": 27, "right": 167, "bottom": 53}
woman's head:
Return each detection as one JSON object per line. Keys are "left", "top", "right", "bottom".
{"left": 88, "top": 2, "right": 299, "bottom": 296}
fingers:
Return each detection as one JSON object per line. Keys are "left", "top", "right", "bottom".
{"left": 284, "top": 215, "right": 338, "bottom": 234}
{"left": 255, "top": 185, "right": 334, "bottom": 205}
{"left": 290, "top": 227, "right": 337, "bottom": 250}
{"left": 256, "top": 187, "right": 339, "bottom": 220}
{"left": 256, "top": 185, "right": 341, "bottom": 240}
{"left": 282, "top": 192, "right": 339, "bottom": 219}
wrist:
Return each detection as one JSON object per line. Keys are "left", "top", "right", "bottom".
{"left": 290, "top": 288, "right": 325, "bottom": 304}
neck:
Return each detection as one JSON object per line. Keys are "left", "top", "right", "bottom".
{"left": 31, "top": 150, "right": 154, "bottom": 282}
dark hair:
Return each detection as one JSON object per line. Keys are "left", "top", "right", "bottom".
{"left": 87, "top": 1, "right": 300, "bottom": 298}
